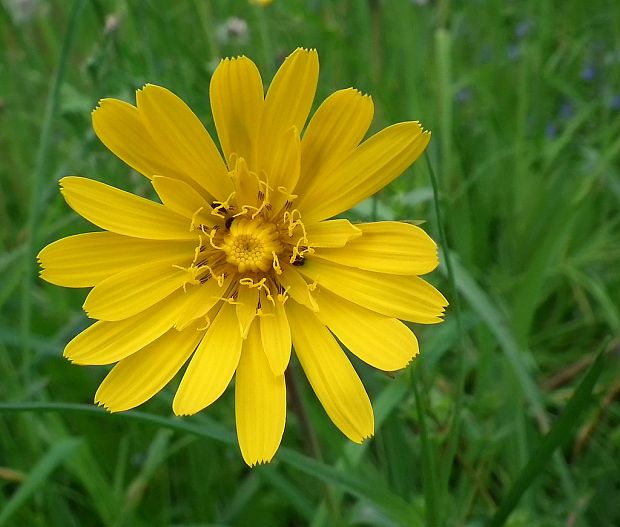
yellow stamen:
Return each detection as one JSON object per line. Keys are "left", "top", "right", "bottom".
{"left": 190, "top": 206, "right": 205, "bottom": 231}
{"left": 211, "top": 191, "right": 236, "bottom": 218}
{"left": 272, "top": 251, "right": 282, "bottom": 275}
{"left": 196, "top": 317, "right": 211, "bottom": 331}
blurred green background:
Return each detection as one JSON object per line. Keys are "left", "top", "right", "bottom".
{"left": 1, "top": 0, "right": 620, "bottom": 526}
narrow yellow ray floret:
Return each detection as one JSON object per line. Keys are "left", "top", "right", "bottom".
{"left": 38, "top": 47, "right": 447, "bottom": 466}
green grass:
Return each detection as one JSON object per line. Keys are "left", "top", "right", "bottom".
{"left": 1, "top": 0, "right": 620, "bottom": 525}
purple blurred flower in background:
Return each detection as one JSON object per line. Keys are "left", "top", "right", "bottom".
{"left": 559, "top": 100, "right": 575, "bottom": 120}
{"left": 545, "top": 122, "right": 558, "bottom": 139}
{"left": 580, "top": 63, "right": 596, "bottom": 82}
{"left": 515, "top": 20, "right": 533, "bottom": 39}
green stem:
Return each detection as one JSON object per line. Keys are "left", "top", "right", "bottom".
{"left": 285, "top": 368, "right": 342, "bottom": 525}
{"left": 285, "top": 368, "right": 323, "bottom": 463}
{"left": 425, "top": 153, "right": 466, "bottom": 514}
{"left": 411, "top": 367, "right": 440, "bottom": 527}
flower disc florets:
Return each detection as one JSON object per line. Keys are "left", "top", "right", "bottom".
{"left": 190, "top": 158, "right": 313, "bottom": 310}
{"left": 222, "top": 219, "right": 281, "bottom": 273}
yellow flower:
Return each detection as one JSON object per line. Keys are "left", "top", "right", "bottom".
{"left": 250, "top": 0, "right": 273, "bottom": 5}
{"left": 38, "top": 48, "right": 447, "bottom": 466}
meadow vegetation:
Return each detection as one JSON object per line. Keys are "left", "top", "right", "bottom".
{"left": 1, "top": 0, "right": 619, "bottom": 525}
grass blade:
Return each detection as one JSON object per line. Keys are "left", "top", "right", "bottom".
{"left": 449, "top": 256, "right": 548, "bottom": 430}
{"left": 278, "top": 449, "right": 422, "bottom": 526}
{"left": 487, "top": 344, "right": 608, "bottom": 527}
{"left": 19, "top": 0, "right": 86, "bottom": 384}
{"left": 0, "top": 402, "right": 236, "bottom": 444}
{"left": 0, "top": 401, "right": 419, "bottom": 525}
{"left": 0, "top": 437, "right": 82, "bottom": 526}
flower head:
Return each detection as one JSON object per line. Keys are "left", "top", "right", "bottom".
{"left": 38, "top": 48, "right": 447, "bottom": 465}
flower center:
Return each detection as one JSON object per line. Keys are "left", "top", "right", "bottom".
{"left": 222, "top": 218, "right": 282, "bottom": 273}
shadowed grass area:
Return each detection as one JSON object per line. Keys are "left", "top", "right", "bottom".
{"left": 1, "top": 0, "right": 619, "bottom": 526}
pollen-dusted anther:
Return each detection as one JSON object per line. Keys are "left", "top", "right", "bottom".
{"left": 222, "top": 218, "right": 282, "bottom": 273}
{"left": 291, "top": 254, "right": 305, "bottom": 266}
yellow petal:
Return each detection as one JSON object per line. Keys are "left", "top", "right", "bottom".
{"left": 60, "top": 177, "right": 196, "bottom": 240}
{"left": 92, "top": 99, "right": 182, "bottom": 181}
{"left": 264, "top": 126, "right": 301, "bottom": 211}
{"left": 230, "top": 156, "right": 260, "bottom": 210}
{"left": 136, "top": 84, "right": 232, "bottom": 200}
{"left": 83, "top": 261, "right": 195, "bottom": 321}
{"left": 64, "top": 288, "right": 193, "bottom": 365}
{"left": 314, "top": 221, "right": 438, "bottom": 275}
{"left": 298, "top": 122, "right": 431, "bottom": 224}
{"left": 174, "top": 276, "right": 232, "bottom": 331}
{"left": 315, "top": 289, "right": 419, "bottom": 371}
{"left": 94, "top": 324, "right": 204, "bottom": 412}
{"left": 173, "top": 302, "right": 242, "bottom": 415}
{"left": 235, "top": 323, "right": 286, "bottom": 466}
{"left": 279, "top": 265, "right": 318, "bottom": 312}
{"left": 306, "top": 219, "right": 361, "bottom": 248}
{"left": 296, "top": 88, "right": 373, "bottom": 195}
{"left": 257, "top": 48, "right": 319, "bottom": 173}
{"left": 287, "top": 300, "right": 374, "bottom": 442}
{"left": 236, "top": 284, "right": 259, "bottom": 338}
{"left": 259, "top": 295, "right": 291, "bottom": 375}
{"left": 152, "top": 176, "right": 214, "bottom": 225}
{"left": 298, "top": 258, "right": 447, "bottom": 324}
{"left": 38, "top": 232, "right": 196, "bottom": 288}
{"left": 210, "top": 56, "right": 264, "bottom": 169}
